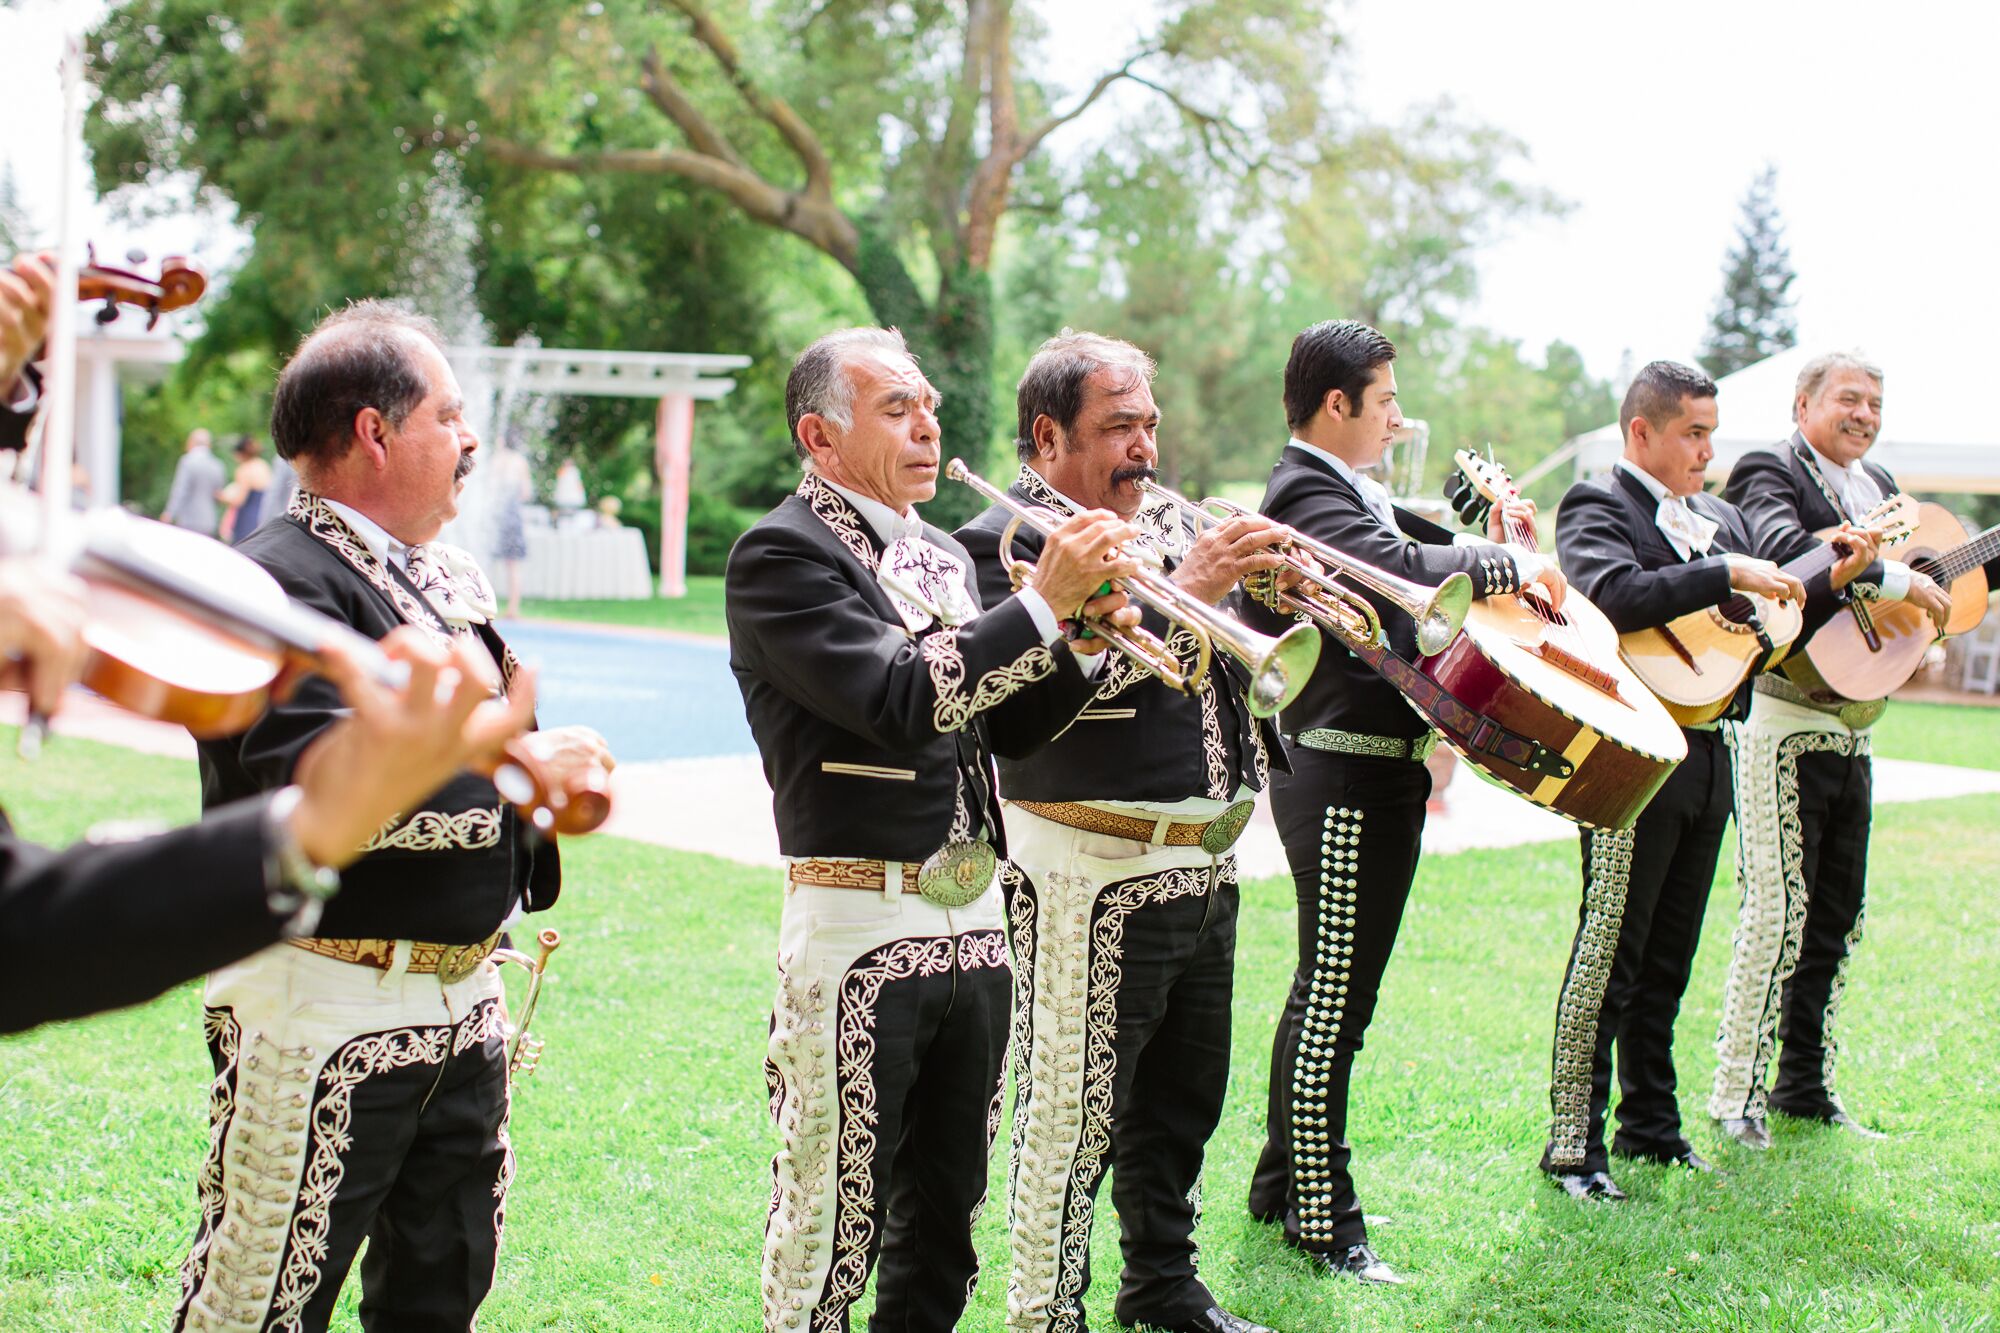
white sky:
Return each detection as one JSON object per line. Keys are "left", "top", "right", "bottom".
{"left": 5, "top": 0, "right": 1997, "bottom": 381}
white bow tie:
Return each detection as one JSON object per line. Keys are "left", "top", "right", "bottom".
{"left": 1654, "top": 497, "right": 1719, "bottom": 559}
{"left": 1354, "top": 472, "right": 1399, "bottom": 534}
{"left": 879, "top": 533, "right": 977, "bottom": 631}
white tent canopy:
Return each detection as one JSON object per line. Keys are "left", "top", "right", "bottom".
{"left": 1572, "top": 342, "right": 2000, "bottom": 494}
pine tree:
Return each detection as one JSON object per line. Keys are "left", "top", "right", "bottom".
{"left": 1699, "top": 165, "right": 1798, "bottom": 378}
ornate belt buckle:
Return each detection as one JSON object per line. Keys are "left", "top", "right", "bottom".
{"left": 918, "top": 840, "right": 996, "bottom": 908}
{"left": 1199, "top": 800, "right": 1257, "bottom": 856}
{"left": 435, "top": 938, "right": 491, "bottom": 985}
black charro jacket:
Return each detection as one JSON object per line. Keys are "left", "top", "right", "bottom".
{"left": 726, "top": 475, "right": 1096, "bottom": 861}
{"left": 197, "top": 494, "right": 558, "bottom": 945}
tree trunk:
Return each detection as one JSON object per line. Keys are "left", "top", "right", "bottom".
{"left": 855, "top": 224, "right": 996, "bottom": 531}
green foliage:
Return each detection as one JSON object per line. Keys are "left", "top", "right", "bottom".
{"left": 1699, "top": 165, "right": 1798, "bottom": 379}
{"left": 685, "top": 489, "right": 761, "bottom": 577}
{"left": 115, "top": 350, "right": 273, "bottom": 513}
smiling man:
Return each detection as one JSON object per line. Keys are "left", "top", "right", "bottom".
{"left": 1241, "top": 319, "right": 1565, "bottom": 1285}
{"left": 727, "top": 327, "right": 1143, "bottom": 1331}
{"left": 1540, "top": 360, "right": 1877, "bottom": 1201}
{"left": 1707, "top": 353, "right": 1955, "bottom": 1151}
{"left": 179, "top": 300, "right": 613, "bottom": 1332}
{"left": 955, "top": 332, "right": 1294, "bottom": 1333}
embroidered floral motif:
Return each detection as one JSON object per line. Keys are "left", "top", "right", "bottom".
{"left": 920, "top": 628, "right": 1058, "bottom": 733}
{"left": 762, "top": 962, "right": 832, "bottom": 1331}
{"left": 174, "top": 1009, "right": 243, "bottom": 1330}
{"left": 266, "top": 1021, "right": 459, "bottom": 1330}
{"left": 288, "top": 492, "right": 453, "bottom": 646}
{"left": 797, "top": 474, "right": 878, "bottom": 571}
{"left": 1008, "top": 863, "right": 1211, "bottom": 1330}
{"left": 1710, "top": 723, "right": 1867, "bottom": 1120}
{"left": 360, "top": 806, "right": 504, "bottom": 854}
{"left": 1545, "top": 827, "right": 1636, "bottom": 1169}
{"left": 404, "top": 542, "right": 498, "bottom": 630}
{"left": 814, "top": 937, "right": 961, "bottom": 1329}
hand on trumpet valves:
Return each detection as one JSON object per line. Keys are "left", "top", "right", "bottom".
{"left": 288, "top": 628, "right": 540, "bottom": 869}
{"left": 0, "top": 559, "right": 89, "bottom": 717}
{"left": 1171, "top": 512, "right": 1293, "bottom": 605}
{"left": 1026, "top": 508, "right": 1142, "bottom": 616}
{"left": 1824, "top": 522, "right": 1880, "bottom": 592}
{"left": 1724, "top": 554, "right": 1806, "bottom": 604}
{"left": 0, "top": 252, "right": 56, "bottom": 399}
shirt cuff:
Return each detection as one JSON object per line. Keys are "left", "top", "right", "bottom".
{"left": 3, "top": 374, "right": 36, "bottom": 415}
{"left": 1876, "top": 560, "right": 1913, "bottom": 601}
{"left": 1502, "top": 543, "right": 1551, "bottom": 586}
{"left": 1450, "top": 532, "right": 1487, "bottom": 548}
{"left": 1015, "top": 586, "right": 1064, "bottom": 644}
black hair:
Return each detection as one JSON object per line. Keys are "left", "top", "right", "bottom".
{"left": 1282, "top": 320, "right": 1397, "bottom": 431}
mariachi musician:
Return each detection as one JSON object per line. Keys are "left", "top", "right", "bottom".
{"left": 1242, "top": 319, "right": 1565, "bottom": 1284}
{"left": 1707, "top": 352, "right": 1957, "bottom": 1148}
{"left": 1540, "top": 361, "right": 1879, "bottom": 1198}
{"left": 727, "top": 327, "right": 1138, "bottom": 1332}
{"left": 180, "top": 301, "right": 611, "bottom": 1332}
{"left": 955, "top": 332, "right": 1291, "bottom": 1333}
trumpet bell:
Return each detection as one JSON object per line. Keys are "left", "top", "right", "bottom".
{"left": 1244, "top": 620, "right": 1322, "bottom": 718}
{"left": 1417, "top": 572, "right": 1475, "bottom": 657}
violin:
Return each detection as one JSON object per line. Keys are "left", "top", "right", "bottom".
{"left": 76, "top": 249, "right": 207, "bottom": 329}
{"left": 5, "top": 251, "right": 607, "bottom": 836}
{"left": 7, "top": 500, "right": 609, "bottom": 836}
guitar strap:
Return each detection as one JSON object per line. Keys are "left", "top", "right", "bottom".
{"left": 1344, "top": 635, "right": 1575, "bottom": 779}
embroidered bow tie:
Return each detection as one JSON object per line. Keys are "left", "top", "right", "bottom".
{"left": 1355, "top": 472, "right": 1400, "bottom": 534}
{"left": 879, "top": 534, "right": 977, "bottom": 630}
{"left": 404, "top": 543, "right": 499, "bottom": 628}
{"left": 1654, "top": 497, "right": 1719, "bottom": 557}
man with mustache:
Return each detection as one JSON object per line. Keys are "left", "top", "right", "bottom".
{"left": 175, "top": 300, "right": 613, "bottom": 1332}
{"left": 955, "top": 331, "right": 1291, "bottom": 1333}
{"left": 1708, "top": 353, "right": 1953, "bottom": 1150}
{"left": 729, "top": 327, "right": 1140, "bottom": 1331}
{"left": 1242, "top": 319, "right": 1565, "bottom": 1285}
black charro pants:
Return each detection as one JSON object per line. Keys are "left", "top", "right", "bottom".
{"left": 763, "top": 884, "right": 1011, "bottom": 1333}
{"left": 1000, "top": 807, "right": 1238, "bottom": 1332}
{"left": 1541, "top": 728, "right": 1731, "bottom": 1176}
{"left": 1249, "top": 749, "right": 1429, "bottom": 1255}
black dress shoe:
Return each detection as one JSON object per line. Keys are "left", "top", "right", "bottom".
{"left": 1300, "top": 1242, "right": 1406, "bottom": 1285}
{"left": 1553, "top": 1170, "right": 1628, "bottom": 1201}
{"left": 1616, "top": 1144, "right": 1713, "bottom": 1172}
{"left": 1129, "top": 1305, "right": 1280, "bottom": 1333}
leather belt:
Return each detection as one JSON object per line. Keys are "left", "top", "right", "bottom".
{"left": 1755, "top": 675, "right": 1887, "bottom": 731}
{"left": 788, "top": 858, "right": 923, "bottom": 892}
{"left": 288, "top": 931, "right": 501, "bottom": 985}
{"left": 1293, "top": 727, "right": 1438, "bottom": 762}
{"left": 1010, "top": 799, "right": 1256, "bottom": 856}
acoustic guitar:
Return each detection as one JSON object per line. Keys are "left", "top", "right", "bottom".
{"left": 1619, "top": 494, "right": 1918, "bottom": 726}
{"left": 1433, "top": 451, "right": 1687, "bottom": 830}
{"left": 1786, "top": 503, "right": 2000, "bottom": 702}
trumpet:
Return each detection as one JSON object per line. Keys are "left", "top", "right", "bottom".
{"left": 492, "top": 927, "right": 562, "bottom": 1078}
{"left": 1138, "top": 481, "right": 1472, "bottom": 657}
{"left": 945, "top": 460, "right": 1321, "bottom": 718}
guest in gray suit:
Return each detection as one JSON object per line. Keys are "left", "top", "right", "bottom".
{"left": 162, "top": 428, "right": 227, "bottom": 534}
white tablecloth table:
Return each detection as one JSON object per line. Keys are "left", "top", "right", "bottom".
{"left": 521, "top": 526, "right": 654, "bottom": 600}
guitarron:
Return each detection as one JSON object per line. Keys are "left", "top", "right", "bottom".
{"left": 1436, "top": 451, "right": 1687, "bottom": 830}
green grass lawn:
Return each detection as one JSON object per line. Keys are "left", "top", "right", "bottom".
{"left": 518, "top": 576, "right": 727, "bottom": 638}
{"left": 3, "top": 731, "right": 1998, "bottom": 1330}
{"left": 1870, "top": 699, "right": 2000, "bottom": 771}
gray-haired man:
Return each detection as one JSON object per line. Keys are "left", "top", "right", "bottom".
{"left": 727, "top": 326, "right": 1139, "bottom": 1330}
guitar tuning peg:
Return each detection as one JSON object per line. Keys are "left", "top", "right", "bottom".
{"left": 94, "top": 301, "right": 120, "bottom": 327}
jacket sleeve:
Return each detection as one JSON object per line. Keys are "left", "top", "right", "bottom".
{"left": 1554, "top": 484, "right": 1733, "bottom": 633}
{"left": 1277, "top": 476, "right": 1520, "bottom": 599}
{"left": 949, "top": 516, "right": 1097, "bottom": 759}
{"left": 0, "top": 800, "right": 285, "bottom": 1036}
{"left": 726, "top": 521, "right": 1067, "bottom": 752}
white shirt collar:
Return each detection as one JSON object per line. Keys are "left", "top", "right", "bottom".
{"left": 818, "top": 474, "right": 923, "bottom": 547}
{"left": 1799, "top": 431, "right": 1882, "bottom": 515}
{"left": 1615, "top": 457, "right": 1677, "bottom": 504}
{"left": 321, "top": 497, "right": 409, "bottom": 571}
